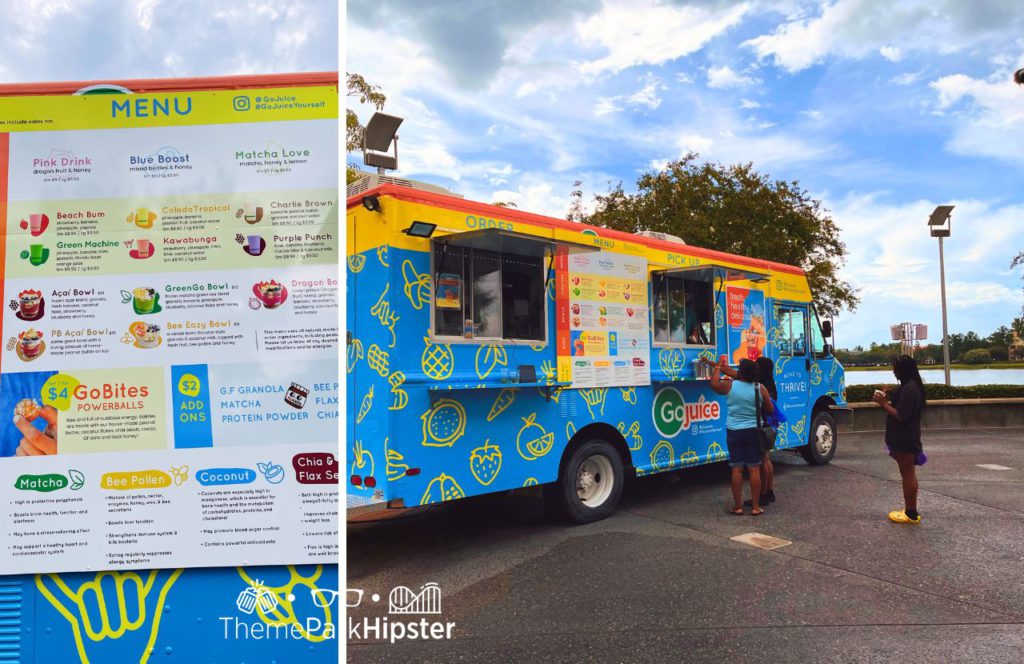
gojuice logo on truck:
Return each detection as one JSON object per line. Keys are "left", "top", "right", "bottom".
{"left": 652, "top": 387, "right": 720, "bottom": 438}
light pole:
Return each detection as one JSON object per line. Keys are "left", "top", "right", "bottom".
{"left": 928, "top": 205, "right": 954, "bottom": 386}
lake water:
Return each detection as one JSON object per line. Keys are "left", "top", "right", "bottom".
{"left": 844, "top": 368, "right": 1024, "bottom": 386}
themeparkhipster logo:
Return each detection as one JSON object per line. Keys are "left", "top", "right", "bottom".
{"left": 652, "top": 387, "right": 720, "bottom": 438}
{"left": 347, "top": 582, "right": 456, "bottom": 644}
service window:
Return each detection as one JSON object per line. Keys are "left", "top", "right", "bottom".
{"left": 652, "top": 272, "right": 714, "bottom": 346}
{"left": 432, "top": 242, "right": 546, "bottom": 342}
{"left": 776, "top": 307, "right": 806, "bottom": 356}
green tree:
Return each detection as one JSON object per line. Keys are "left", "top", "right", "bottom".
{"left": 346, "top": 73, "right": 387, "bottom": 183}
{"left": 988, "top": 345, "right": 1009, "bottom": 361}
{"left": 987, "top": 325, "right": 1013, "bottom": 349}
{"left": 962, "top": 348, "right": 992, "bottom": 364}
{"left": 579, "top": 154, "right": 859, "bottom": 315}
{"left": 1012, "top": 317, "right": 1024, "bottom": 339}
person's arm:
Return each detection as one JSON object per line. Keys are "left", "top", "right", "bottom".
{"left": 758, "top": 385, "right": 773, "bottom": 418}
{"left": 709, "top": 364, "right": 731, "bottom": 395}
{"left": 872, "top": 389, "right": 900, "bottom": 419}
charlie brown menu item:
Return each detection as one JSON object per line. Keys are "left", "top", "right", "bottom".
{"left": 0, "top": 79, "right": 339, "bottom": 574}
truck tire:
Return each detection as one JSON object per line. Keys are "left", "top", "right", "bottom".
{"left": 551, "top": 439, "right": 624, "bottom": 523}
{"left": 800, "top": 411, "right": 837, "bottom": 465}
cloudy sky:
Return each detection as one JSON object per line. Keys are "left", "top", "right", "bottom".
{"left": 348, "top": 0, "right": 1024, "bottom": 348}
{"left": 0, "top": 0, "right": 336, "bottom": 81}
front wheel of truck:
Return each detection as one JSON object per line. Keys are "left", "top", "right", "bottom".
{"left": 800, "top": 411, "right": 837, "bottom": 465}
{"left": 551, "top": 439, "right": 624, "bottom": 523}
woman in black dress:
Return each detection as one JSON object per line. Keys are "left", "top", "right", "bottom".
{"left": 872, "top": 355, "right": 926, "bottom": 524}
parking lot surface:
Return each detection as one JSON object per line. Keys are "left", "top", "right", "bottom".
{"left": 348, "top": 429, "right": 1024, "bottom": 663}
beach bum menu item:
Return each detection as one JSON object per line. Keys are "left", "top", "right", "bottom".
{"left": 0, "top": 443, "right": 338, "bottom": 574}
{"left": 0, "top": 80, "right": 338, "bottom": 574}
{"left": 558, "top": 251, "right": 650, "bottom": 388}
{"left": 726, "top": 287, "right": 766, "bottom": 363}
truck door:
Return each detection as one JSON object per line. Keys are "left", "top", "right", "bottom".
{"left": 773, "top": 302, "right": 811, "bottom": 447}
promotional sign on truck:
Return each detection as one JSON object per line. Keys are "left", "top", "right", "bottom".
{"left": 0, "top": 74, "right": 339, "bottom": 663}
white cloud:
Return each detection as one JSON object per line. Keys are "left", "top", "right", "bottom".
{"left": 740, "top": 98, "right": 762, "bottom": 109}
{"left": 800, "top": 109, "right": 823, "bottom": 120}
{"left": 743, "top": 0, "right": 1023, "bottom": 73}
{"left": 929, "top": 68, "right": 1024, "bottom": 163}
{"left": 487, "top": 181, "right": 570, "bottom": 219}
{"left": 879, "top": 45, "right": 902, "bottom": 62}
{"left": 676, "top": 72, "right": 695, "bottom": 84}
{"left": 594, "top": 76, "right": 665, "bottom": 115}
{"left": 890, "top": 70, "right": 923, "bottom": 86}
{"left": 707, "top": 65, "right": 759, "bottom": 89}
{"left": 578, "top": 0, "right": 750, "bottom": 76}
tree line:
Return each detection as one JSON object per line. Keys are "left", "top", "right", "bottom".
{"left": 837, "top": 319, "right": 1024, "bottom": 366}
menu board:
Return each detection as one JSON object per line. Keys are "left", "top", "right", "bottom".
{"left": 0, "top": 82, "right": 339, "bottom": 574}
{"left": 726, "top": 286, "right": 766, "bottom": 363}
{"left": 558, "top": 251, "right": 650, "bottom": 388}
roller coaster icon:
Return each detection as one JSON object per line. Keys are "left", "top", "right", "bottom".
{"left": 388, "top": 582, "right": 442, "bottom": 615}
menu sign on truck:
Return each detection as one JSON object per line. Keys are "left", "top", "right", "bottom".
{"left": 0, "top": 81, "right": 339, "bottom": 574}
{"left": 559, "top": 251, "right": 650, "bottom": 388}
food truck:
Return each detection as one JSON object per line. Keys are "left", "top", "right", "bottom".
{"left": 347, "top": 184, "right": 850, "bottom": 523}
{"left": 0, "top": 74, "right": 338, "bottom": 662}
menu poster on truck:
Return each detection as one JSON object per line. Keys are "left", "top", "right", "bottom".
{"left": 0, "top": 82, "right": 340, "bottom": 575}
{"left": 726, "top": 286, "right": 767, "bottom": 364}
{"left": 561, "top": 252, "right": 650, "bottom": 388}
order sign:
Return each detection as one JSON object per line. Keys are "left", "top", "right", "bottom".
{"left": 0, "top": 82, "right": 339, "bottom": 575}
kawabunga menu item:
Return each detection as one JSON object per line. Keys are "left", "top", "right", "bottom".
{"left": 0, "top": 77, "right": 340, "bottom": 575}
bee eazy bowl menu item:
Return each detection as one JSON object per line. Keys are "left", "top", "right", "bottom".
{"left": 0, "top": 81, "right": 339, "bottom": 574}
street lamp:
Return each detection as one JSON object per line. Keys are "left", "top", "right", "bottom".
{"left": 363, "top": 112, "right": 404, "bottom": 174}
{"left": 928, "top": 205, "right": 953, "bottom": 386}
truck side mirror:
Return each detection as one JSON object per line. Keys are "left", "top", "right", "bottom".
{"left": 821, "top": 320, "right": 832, "bottom": 338}
{"left": 823, "top": 343, "right": 833, "bottom": 357}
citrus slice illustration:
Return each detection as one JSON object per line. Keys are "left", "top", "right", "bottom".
{"left": 421, "top": 399, "right": 466, "bottom": 447}
{"left": 347, "top": 255, "right": 366, "bottom": 273}
{"left": 516, "top": 413, "right": 554, "bottom": 461}
{"left": 420, "top": 473, "right": 465, "bottom": 505}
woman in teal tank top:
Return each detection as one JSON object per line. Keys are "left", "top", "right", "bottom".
{"left": 710, "top": 359, "right": 774, "bottom": 515}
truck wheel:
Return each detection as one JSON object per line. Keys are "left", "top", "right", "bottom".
{"left": 552, "top": 439, "right": 624, "bottom": 523}
{"left": 800, "top": 411, "right": 837, "bottom": 465}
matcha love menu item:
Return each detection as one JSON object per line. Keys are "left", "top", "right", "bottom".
{"left": 0, "top": 77, "right": 339, "bottom": 575}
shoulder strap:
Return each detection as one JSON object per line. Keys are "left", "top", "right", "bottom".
{"left": 754, "top": 382, "right": 763, "bottom": 428}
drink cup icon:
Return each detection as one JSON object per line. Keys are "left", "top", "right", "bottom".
{"left": 29, "top": 214, "right": 44, "bottom": 235}
{"left": 248, "top": 235, "right": 262, "bottom": 254}
{"left": 244, "top": 203, "right": 262, "bottom": 224}
{"left": 135, "top": 207, "right": 153, "bottom": 228}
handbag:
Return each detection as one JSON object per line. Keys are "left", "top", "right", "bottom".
{"left": 754, "top": 384, "right": 777, "bottom": 453}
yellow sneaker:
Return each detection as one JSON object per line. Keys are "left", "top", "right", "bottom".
{"left": 888, "top": 510, "right": 921, "bottom": 524}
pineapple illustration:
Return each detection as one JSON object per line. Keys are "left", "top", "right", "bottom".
{"left": 421, "top": 336, "right": 454, "bottom": 380}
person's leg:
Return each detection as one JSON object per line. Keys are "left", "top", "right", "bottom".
{"left": 895, "top": 452, "right": 918, "bottom": 513}
{"left": 762, "top": 454, "right": 774, "bottom": 496}
{"left": 749, "top": 466, "right": 762, "bottom": 513}
{"left": 730, "top": 466, "right": 744, "bottom": 512}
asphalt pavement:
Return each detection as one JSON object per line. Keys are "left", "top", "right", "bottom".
{"left": 347, "top": 428, "right": 1024, "bottom": 663}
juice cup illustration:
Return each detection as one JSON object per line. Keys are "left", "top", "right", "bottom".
{"left": 243, "top": 203, "right": 262, "bottom": 224}
{"left": 135, "top": 207, "right": 153, "bottom": 228}
{"left": 29, "top": 214, "right": 45, "bottom": 235}
{"left": 133, "top": 287, "right": 157, "bottom": 313}
{"left": 247, "top": 235, "right": 262, "bottom": 254}
{"left": 19, "top": 290, "right": 42, "bottom": 318}
{"left": 29, "top": 244, "right": 44, "bottom": 262}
